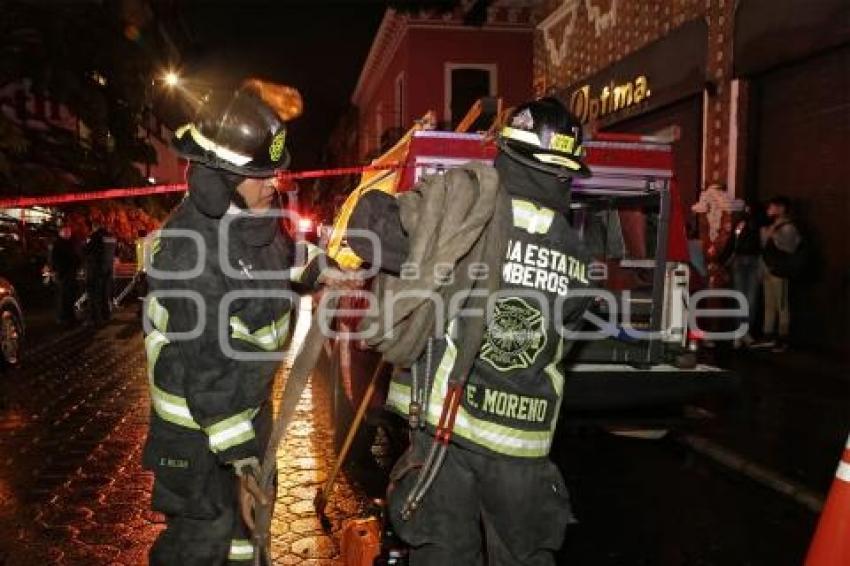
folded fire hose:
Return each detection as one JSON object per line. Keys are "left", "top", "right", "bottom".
{"left": 245, "top": 163, "right": 510, "bottom": 563}
{"left": 246, "top": 294, "right": 340, "bottom": 565}
{"left": 360, "top": 163, "right": 511, "bottom": 520}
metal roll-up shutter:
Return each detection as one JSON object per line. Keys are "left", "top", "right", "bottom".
{"left": 749, "top": 44, "right": 850, "bottom": 355}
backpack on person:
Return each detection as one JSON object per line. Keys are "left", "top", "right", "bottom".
{"left": 763, "top": 221, "right": 809, "bottom": 279}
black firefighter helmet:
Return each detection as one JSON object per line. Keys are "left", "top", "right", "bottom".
{"left": 497, "top": 97, "right": 591, "bottom": 178}
{"left": 172, "top": 79, "right": 302, "bottom": 178}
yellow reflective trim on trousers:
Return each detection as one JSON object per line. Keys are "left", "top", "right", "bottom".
{"left": 229, "top": 539, "right": 254, "bottom": 561}
{"left": 512, "top": 199, "right": 554, "bottom": 235}
{"left": 146, "top": 297, "right": 169, "bottom": 333}
{"left": 229, "top": 313, "right": 290, "bottom": 351}
{"left": 144, "top": 330, "right": 201, "bottom": 430}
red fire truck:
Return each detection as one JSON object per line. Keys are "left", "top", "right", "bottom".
{"left": 321, "top": 124, "right": 734, "bottom": 455}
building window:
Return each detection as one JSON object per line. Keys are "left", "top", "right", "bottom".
{"left": 395, "top": 72, "right": 405, "bottom": 129}
{"left": 445, "top": 64, "right": 497, "bottom": 128}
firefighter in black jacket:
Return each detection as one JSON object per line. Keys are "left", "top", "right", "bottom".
{"left": 348, "top": 98, "right": 594, "bottom": 565}
{"left": 142, "top": 81, "right": 331, "bottom": 565}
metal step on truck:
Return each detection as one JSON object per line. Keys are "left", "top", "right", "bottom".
{"left": 317, "top": 109, "right": 736, "bottom": 457}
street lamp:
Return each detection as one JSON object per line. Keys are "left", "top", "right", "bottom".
{"left": 163, "top": 71, "right": 181, "bottom": 88}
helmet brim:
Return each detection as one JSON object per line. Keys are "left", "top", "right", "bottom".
{"left": 531, "top": 152, "right": 592, "bottom": 178}
{"left": 497, "top": 138, "right": 592, "bottom": 178}
{"left": 171, "top": 130, "right": 291, "bottom": 178}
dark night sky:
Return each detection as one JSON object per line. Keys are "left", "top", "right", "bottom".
{"left": 173, "top": 0, "right": 387, "bottom": 170}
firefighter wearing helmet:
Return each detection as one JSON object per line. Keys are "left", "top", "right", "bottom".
{"left": 346, "top": 97, "right": 594, "bottom": 564}
{"left": 142, "top": 80, "right": 335, "bottom": 565}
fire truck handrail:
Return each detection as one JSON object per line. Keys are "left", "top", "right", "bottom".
{"left": 412, "top": 130, "right": 490, "bottom": 141}
{"left": 585, "top": 140, "right": 673, "bottom": 152}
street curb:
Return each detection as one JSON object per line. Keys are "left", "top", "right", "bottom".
{"left": 676, "top": 433, "right": 825, "bottom": 513}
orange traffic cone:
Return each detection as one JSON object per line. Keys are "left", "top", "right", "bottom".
{"left": 806, "top": 434, "right": 850, "bottom": 565}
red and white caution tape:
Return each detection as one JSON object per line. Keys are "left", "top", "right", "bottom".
{"left": 0, "top": 163, "right": 402, "bottom": 209}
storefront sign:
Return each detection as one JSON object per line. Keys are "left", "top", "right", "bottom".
{"left": 557, "top": 19, "right": 707, "bottom": 127}
{"left": 569, "top": 76, "right": 651, "bottom": 124}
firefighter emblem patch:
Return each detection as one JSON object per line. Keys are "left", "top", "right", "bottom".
{"left": 480, "top": 297, "right": 547, "bottom": 371}
{"left": 269, "top": 130, "right": 286, "bottom": 162}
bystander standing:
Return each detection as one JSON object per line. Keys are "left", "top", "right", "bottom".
{"left": 754, "top": 196, "right": 802, "bottom": 352}
{"left": 47, "top": 224, "right": 80, "bottom": 327}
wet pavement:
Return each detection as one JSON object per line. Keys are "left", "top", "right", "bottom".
{"left": 552, "top": 347, "right": 849, "bottom": 565}
{"left": 2, "top": 298, "right": 848, "bottom": 565}
{"left": 0, "top": 303, "right": 369, "bottom": 565}
{"left": 0, "top": 318, "right": 156, "bottom": 565}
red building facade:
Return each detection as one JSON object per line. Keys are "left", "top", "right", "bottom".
{"left": 351, "top": 5, "right": 536, "bottom": 161}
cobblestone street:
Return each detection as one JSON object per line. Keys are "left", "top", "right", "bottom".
{"left": 3, "top": 300, "right": 848, "bottom": 566}
{"left": 0, "top": 304, "right": 367, "bottom": 565}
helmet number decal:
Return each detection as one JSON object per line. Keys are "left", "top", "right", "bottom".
{"left": 269, "top": 130, "right": 286, "bottom": 162}
{"left": 549, "top": 133, "right": 575, "bottom": 154}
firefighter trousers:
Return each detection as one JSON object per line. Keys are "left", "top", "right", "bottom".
{"left": 144, "top": 406, "right": 273, "bottom": 565}
{"left": 388, "top": 431, "right": 576, "bottom": 566}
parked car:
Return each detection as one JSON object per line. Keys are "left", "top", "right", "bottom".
{"left": 0, "top": 277, "right": 24, "bottom": 370}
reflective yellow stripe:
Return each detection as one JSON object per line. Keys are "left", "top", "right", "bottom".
{"left": 144, "top": 330, "right": 169, "bottom": 380}
{"left": 144, "top": 306, "right": 259, "bottom": 447}
{"left": 148, "top": 230, "right": 162, "bottom": 264}
{"left": 145, "top": 330, "right": 202, "bottom": 430}
{"left": 135, "top": 239, "right": 146, "bottom": 272}
{"left": 176, "top": 123, "right": 252, "bottom": 166}
{"left": 228, "top": 539, "right": 254, "bottom": 561}
{"left": 144, "top": 303, "right": 199, "bottom": 429}
{"left": 146, "top": 297, "right": 169, "bottom": 333}
{"left": 230, "top": 313, "right": 290, "bottom": 351}
{"left": 387, "top": 380, "right": 410, "bottom": 415}
{"left": 150, "top": 384, "right": 201, "bottom": 429}
{"left": 206, "top": 409, "right": 256, "bottom": 453}
{"left": 544, "top": 340, "right": 565, "bottom": 398}
{"left": 501, "top": 126, "right": 542, "bottom": 148}
{"left": 432, "top": 336, "right": 553, "bottom": 457}
{"left": 512, "top": 199, "right": 555, "bottom": 235}
{"left": 388, "top": 334, "right": 557, "bottom": 458}
{"left": 289, "top": 242, "right": 323, "bottom": 283}
{"left": 544, "top": 340, "right": 565, "bottom": 438}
